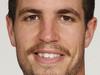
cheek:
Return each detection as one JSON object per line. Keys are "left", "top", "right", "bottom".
{"left": 14, "top": 23, "right": 40, "bottom": 49}
{"left": 59, "top": 27, "right": 85, "bottom": 69}
{"left": 14, "top": 23, "right": 40, "bottom": 72}
{"left": 59, "top": 25, "right": 85, "bottom": 55}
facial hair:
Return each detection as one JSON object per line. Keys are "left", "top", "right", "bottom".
{"left": 18, "top": 42, "right": 84, "bottom": 75}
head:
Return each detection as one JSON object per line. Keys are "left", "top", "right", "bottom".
{"left": 6, "top": 0, "right": 97, "bottom": 75}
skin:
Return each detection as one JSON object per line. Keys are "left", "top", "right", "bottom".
{"left": 6, "top": 0, "right": 97, "bottom": 75}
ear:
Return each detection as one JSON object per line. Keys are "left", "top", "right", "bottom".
{"left": 6, "top": 16, "right": 16, "bottom": 47}
{"left": 85, "top": 17, "right": 97, "bottom": 48}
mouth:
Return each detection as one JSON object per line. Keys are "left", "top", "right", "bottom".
{"left": 33, "top": 49, "right": 65, "bottom": 64}
{"left": 27, "top": 43, "right": 70, "bottom": 64}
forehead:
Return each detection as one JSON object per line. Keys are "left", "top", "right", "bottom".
{"left": 17, "top": 0, "right": 83, "bottom": 11}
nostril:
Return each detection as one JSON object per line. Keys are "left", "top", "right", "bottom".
{"left": 39, "top": 32, "right": 59, "bottom": 43}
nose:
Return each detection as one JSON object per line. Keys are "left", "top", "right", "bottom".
{"left": 39, "top": 21, "right": 59, "bottom": 43}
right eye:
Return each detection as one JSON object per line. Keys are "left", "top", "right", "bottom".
{"left": 23, "top": 15, "right": 40, "bottom": 22}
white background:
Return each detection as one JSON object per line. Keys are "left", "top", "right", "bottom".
{"left": 0, "top": 0, "right": 100, "bottom": 75}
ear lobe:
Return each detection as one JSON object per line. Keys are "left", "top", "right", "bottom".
{"left": 6, "top": 16, "right": 16, "bottom": 47}
{"left": 85, "top": 17, "right": 97, "bottom": 48}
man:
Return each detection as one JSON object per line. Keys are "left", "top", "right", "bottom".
{"left": 6, "top": 0, "right": 97, "bottom": 75}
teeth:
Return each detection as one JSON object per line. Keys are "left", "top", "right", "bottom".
{"left": 38, "top": 53, "right": 60, "bottom": 59}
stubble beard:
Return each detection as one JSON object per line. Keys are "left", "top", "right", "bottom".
{"left": 23, "top": 57, "right": 84, "bottom": 75}
{"left": 18, "top": 42, "right": 84, "bottom": 75}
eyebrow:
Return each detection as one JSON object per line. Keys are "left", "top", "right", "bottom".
{"left": 18, "top": 8, "right": 42, "bottom": 16}
{"left": 18, "top": 8, "right": 81, "bottom": 19}
{"left": 57, "top": 8, "right": 81, "bottom": 19}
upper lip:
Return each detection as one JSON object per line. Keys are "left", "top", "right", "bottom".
{"left": 27, "top": 45, "right": 71, "bottom": 57}
{"left": 33, "top": 48, "right": 65, "bottom": 56}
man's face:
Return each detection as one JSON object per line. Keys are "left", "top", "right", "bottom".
{"left": 7, "top": 0, "right": 96, "bottom": 75}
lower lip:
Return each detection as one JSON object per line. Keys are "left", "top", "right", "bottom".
{"left": 34, "top": 54, "right": 64, "bottom": 64}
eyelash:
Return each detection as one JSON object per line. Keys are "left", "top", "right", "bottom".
{"left": 23, "top": 15, "right": 40, "bottom": 22}
{"left": 59, "top": 15, "right": 75, "bottom": 22}
{"left": 22, "top": 14, "right": 75, "bottom": 24}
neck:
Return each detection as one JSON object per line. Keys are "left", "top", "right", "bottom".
{"left": 77, "top": 60, "right": 85, "bottom": 75}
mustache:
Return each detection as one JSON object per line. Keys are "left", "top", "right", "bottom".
{"left": 27, "top": 42, "right": 71, "bottom": 56}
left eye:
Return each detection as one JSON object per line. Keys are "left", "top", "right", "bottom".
{"left": 60, "top": 15, "right": 74, "bottom": 22}
{"left": 24, "top": 15, "right": 40, "bottom": 22}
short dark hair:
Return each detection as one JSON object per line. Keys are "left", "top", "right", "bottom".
{"left": 83, "top": 0, "right": 95, "bottom": 24}
{"left": 8, "top": 0, "right": 95, "bottom": 24}
{"left": 8, "top": 0, "right": 17, "bottom": 22}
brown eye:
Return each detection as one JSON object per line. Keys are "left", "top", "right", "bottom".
{"left": 24, "top": 15, "right": 40, "bottom": 22}
{"left": 60, "top": 15, "right": 75, "bottom": 23}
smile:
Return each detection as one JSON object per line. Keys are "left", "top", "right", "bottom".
{"left": 33, "top": 49, "right": 65, "bottom": 64}
{"left": 36, "top": 52, "right": 62, "bottom": 59}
